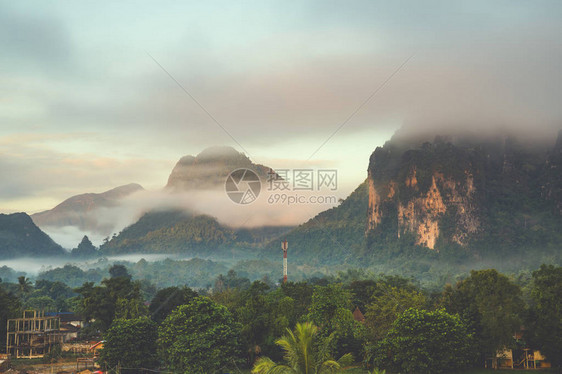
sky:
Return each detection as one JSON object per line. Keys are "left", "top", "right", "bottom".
{"left": 1, "top": 0, "right": 561, "bottom": 214}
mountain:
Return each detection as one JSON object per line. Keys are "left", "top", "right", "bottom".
{"left": 0, "top": 213, "right": 65, "bottom": 258}
{"left": 99, "top": 210, "right": 233, "bottom": 255}
{"left": 70, "top": 235, "right": 99, "bottom": 258}
{"left": 165, "top": 146, "right": 275, "bottom": 191}
{"left": 99, "top": 209, "right": 294, "bottom": 256}
{"left": 365, "top": 130, "right": 562, "bottom": 259}
{"left": 259, "top": 129, "right": 561, "bottom": 273}
{"left": 542, "top": 129, "right": 562, "bottom": 215}
{"left": 31, "top": 183, "right": 144, "bottom": 234}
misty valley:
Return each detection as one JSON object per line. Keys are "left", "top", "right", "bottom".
{"left": 2, "top": 3, "right": 562, "bottom": 370}
{"left": 3, "top": 132, "right": 561, "bottom": 291}
{"left": 1, "top": 127, "right": 561, "bottom": 374}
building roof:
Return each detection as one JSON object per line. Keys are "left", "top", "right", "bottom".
{"left": 58, "top": 312, "right": 83, "bottom": 323}
{"left": 90, "top": 341, "right": 105, "bottom": 350}
{"left": 60, "top": 323, "right": 81, "bottom": 332}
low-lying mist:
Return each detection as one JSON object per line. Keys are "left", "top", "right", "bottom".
{"left": 0, "top": 253, "right": 184, "bottom": 277}
{"left": 40, "top": 187, "right": 340, "bottom": 248}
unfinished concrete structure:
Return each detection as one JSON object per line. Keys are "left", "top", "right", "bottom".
{"left": 6, "top": 310, "right": 62, "bottom": 358}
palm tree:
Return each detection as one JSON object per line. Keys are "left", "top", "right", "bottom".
{"left": 252, "top": 322, "right": 352, "bottom": 374}
{"left": 17, "top": 276, "right": 32, "bottom": 295}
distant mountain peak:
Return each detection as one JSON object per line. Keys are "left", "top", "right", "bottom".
{"left": 0, "top": 212, "right": 65, "bottom": 258}
{"left": 197, "top": 146, "right": 245, "bottom": 160}
{"left": 102, "top": 183, "right": 144, "bottom": 199}
{"left": 165, "top": 146, "right": 272, "bottom": 192}
{"left": 31, "top": 183, "right": 144, "bottom": 234}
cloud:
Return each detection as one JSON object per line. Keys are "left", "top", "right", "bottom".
{"left": 1, "top": 0, "right": 561, "bottom": 217}
{"left": 0, "top": 136, "right": 173, "bottom": 212}
{"left": 36, "top": 187, "right": 338, "bottom": 248}
{"left": 0, "top": 3, "right": 73, "bottom": 75}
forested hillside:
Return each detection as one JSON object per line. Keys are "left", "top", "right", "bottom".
{"left": 99, "top": 210, "right": 236, "bottom": 255}
{"left": 0, "top": 213, "right": 65, "bottom": 258}
{"left": 262, "top": 180, "right": 368, "bottom": 264}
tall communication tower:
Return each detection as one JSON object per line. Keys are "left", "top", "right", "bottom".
{"left": 282, "top": 240, "right": 288, "bottom": 283}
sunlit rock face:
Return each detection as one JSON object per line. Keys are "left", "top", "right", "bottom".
{"left": 366, "top": 130, "right": 561, "bottom": 251}
{"left": 368, "top": 168, "right": 478, "bottom": 249}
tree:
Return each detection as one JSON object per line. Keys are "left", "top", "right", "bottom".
{"left": 109, "top": 264, "right": 131, "bottom": 279}
{"left": 252, "top": 322, "right": 353, "bottom": 374}
{"left": 347, "top": 279, "right": 378, "bottom": 312}
{"left": 100, "top": 317, "right": 158, "bottom": 373}
{"left": 442, "top": 269, "right": 523, "bottom": 360}
{"left": 364, "top": 284, "right": 426, "bottom": 341}
{"left": 214, "top": 270, "right": 251, "bottom": 292}
{"left": 25, "top": 295, "right": 56, "bottom": 312}
{"left": 280, "top": 281, "right": 313, "bottom": 324}
{"left": 74, "top": 268, "right": 146, "bottom": 333}
{"left": 373, "top": 308, "right": 476, "bottom": 374}
{"left": 149, "top": 286, "right": 198, "bottom": 323}
{"left": 0, "top": 287, "right": 20, "bottom": 351}
{"left": 526, "top": 264, "right": 562, "bottom": 369}
{"left": 158, "top": 296, "right": 242, "bottom": 373}
{"left": 307, "top": 284, "right": 365, "bottom": 360}
{"left": 17, "top": 276, "right": 32, "bottom": 296}
{"left": 236, "top": 281, "right": 292, "bottom": 364}
{"left": 308, "top": 284, "right": 351, "bottom": 325}
{"left": 29, "top": 280, "right": 75, "bottom": 312}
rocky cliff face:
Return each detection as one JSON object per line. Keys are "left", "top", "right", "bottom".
{"left": 368, "top": 168, "right": 478, "bottom": 249}
{"left": 366, "top": 132, "right": 561, "bottom": 251}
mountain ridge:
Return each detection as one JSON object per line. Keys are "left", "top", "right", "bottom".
{"left": 31, "top": 183, "right": 144, "bottom": 234}
{"left": 0, "top": 212, "right": 65, "bottom": 258}
{"left": 165, "top": 146, "right": 276, "bottom": 191}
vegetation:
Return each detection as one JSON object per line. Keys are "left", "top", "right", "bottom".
{"left": 149, "top": 286, "right": 198, "bottom": 323}
{"left": 442, "top": 269, "right": 524, "bottom": 359}
{"left": 2, "top": 261, "right": 561, "bottom": 373}
{"left": 74, "top": 265, "right": 146, "bottom": 333}
{"left": 100, "top": 317, "right": 159, "bottom": 373}
{"left": 158, "top": 296, "right": 242, "bottom": 373}
{"left": 252, "top": 322, "right": 353, "bottom": 374}
{"left": 526, "top": 264, "right": 562, "bottom": 370}
{"left": 0, "top": 212, "right": 65, "bottom": 258}
{"left": 99, "top": 210, "right": 238, "bottom": 255}
{"left": 262, "top": 181, "right": 368, "bottom": 265}
{"left": 364, "top": 283, "right": 426, "bottom": 341}
{"left": 0, "top": 284, "right": 20, "bottom": 350}
{"left": 372, "top": 308, "right": 475, "bottom": 374}
{"left": 71, "top": 235, "right": 99, "bottom": 258}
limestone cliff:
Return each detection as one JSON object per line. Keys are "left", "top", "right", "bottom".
{"left": 368, "top": 165, "right": 478, "bottom": 249}
{"left": 366, "top": 132, "right": 561, "bottom": 251}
